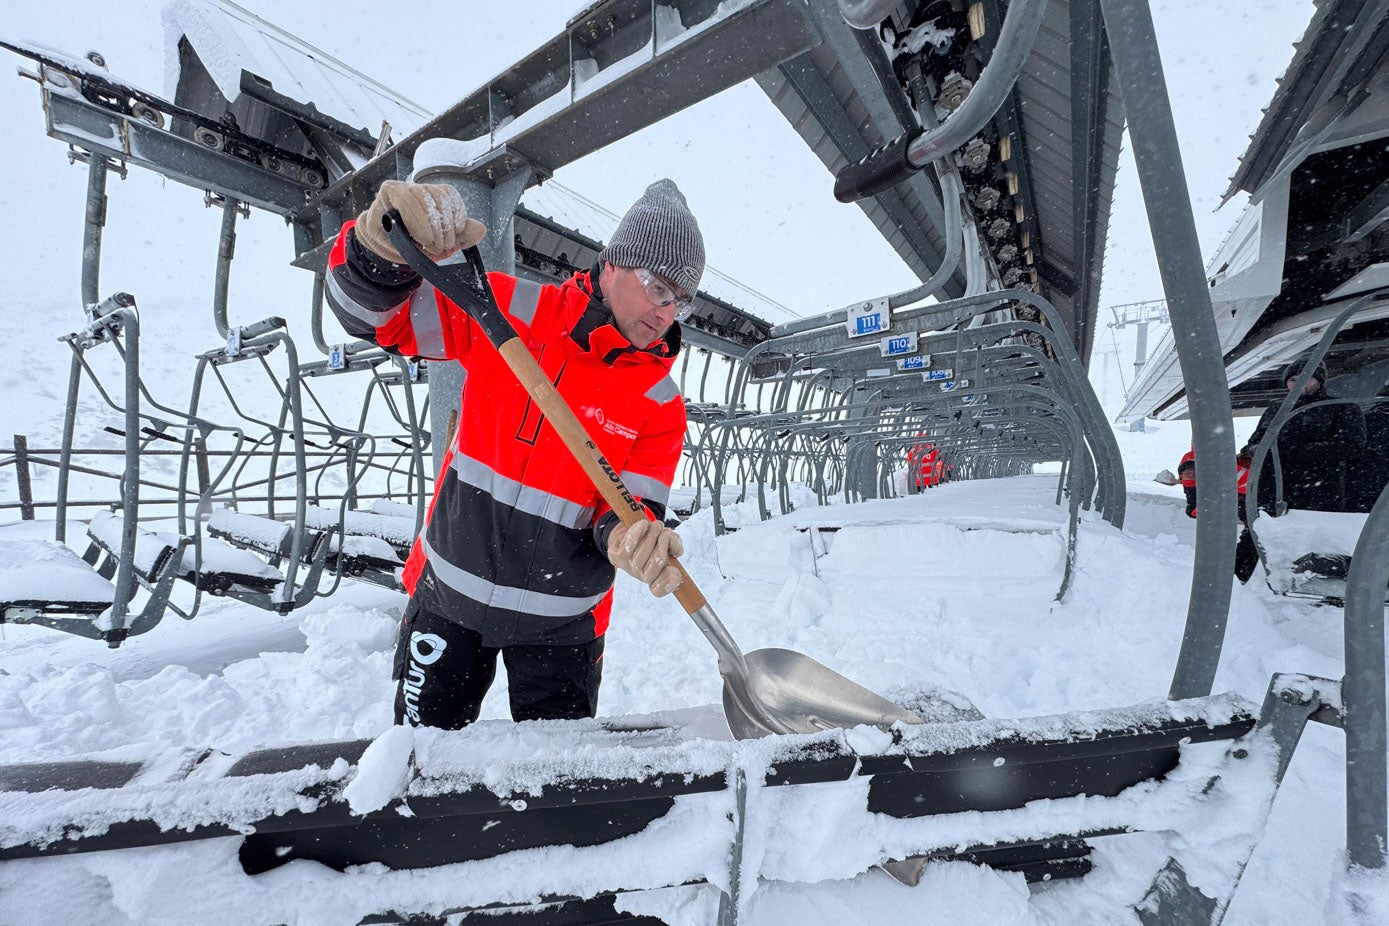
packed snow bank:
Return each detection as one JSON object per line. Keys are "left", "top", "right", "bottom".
{"left": 1251, "top": 508, "right": 1371, "bottom": 591}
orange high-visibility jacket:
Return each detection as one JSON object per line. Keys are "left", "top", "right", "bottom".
{"left": 327, "top": 221, "right": 686, "bottom": 645}
{"left": 1177, "top": 448, "right": 1249, "bottom": 518}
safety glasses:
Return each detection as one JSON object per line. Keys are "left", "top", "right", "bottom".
{"left": 634, "top": 267, "right": 695, "bottom": 321}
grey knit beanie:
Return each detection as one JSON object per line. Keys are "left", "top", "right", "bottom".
{"left": 599, "top": 179, "right": 705, "bottom": 298}
{"left": 1282, "top": 358, "right": 1328, "bottom": 385}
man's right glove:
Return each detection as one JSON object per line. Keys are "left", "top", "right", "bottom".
{"left": 607, "top": 519, "right": 684, "bottom": 598}
{"left": 354, "top": 180, "right": 487, "bottom": 264}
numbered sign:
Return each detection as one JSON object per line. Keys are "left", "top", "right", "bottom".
{"left": 879, "top": 331, "right": 918, "bottom": 357}
{"left": 328, "top": 344, "right": 346, "bottom": 371}
{"left": 922, "top": 368, "right": 954, "bottom": 382}
{"left": 846, "top": 297, "right": 889, "bottom": 338}
{"left": 896, "top": 355, "right": 928, "bottom": 371}
{"left": 407, "top": 361, "right": 421, "bottom": 382}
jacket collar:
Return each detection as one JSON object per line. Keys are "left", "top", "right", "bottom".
{"left": 568, "top": 268, "right": 681, "bottom": 365}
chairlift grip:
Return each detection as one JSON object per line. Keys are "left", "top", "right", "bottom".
{"left": 89, "top": 291, "right": 136, "bottom": 319}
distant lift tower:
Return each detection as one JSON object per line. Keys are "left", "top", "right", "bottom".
{"left": 1108, "top": 299, "right": 1170, "bottom": 381}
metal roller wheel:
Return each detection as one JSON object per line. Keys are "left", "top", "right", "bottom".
{"left": 130, "top": 102, "right": 164, "bottom": 129}
{"left": 193, "top": 126, "right": 223, "bottom": 150}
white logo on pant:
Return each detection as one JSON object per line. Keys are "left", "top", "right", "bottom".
{"left": 402, "top": 631, "right": 447, "bottom": 723}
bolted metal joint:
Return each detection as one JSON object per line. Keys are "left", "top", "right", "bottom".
{"left": 1279, "top": 686, "right": 1313, "bottom": 706}
{"left": 937, "top": 73, "right": 973, "bottom": 111}
{"left": 960, "top": 137, "right": 991, "bottom": 171}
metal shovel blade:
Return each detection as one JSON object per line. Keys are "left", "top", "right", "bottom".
{"left": 721, "top": 646, "right": 924, "bottom": 739}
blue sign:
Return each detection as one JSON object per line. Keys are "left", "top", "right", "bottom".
{"left": 855, "top": 313, "right": 884, "bottom": 335}
{"left": 923, "top": 368, "right": 954, "bottom": 382}
{"left": 897, "top": 355, "right": 927, "bottom": 371}
{"left": 328, "top": 345, "right": 346, "bottom": 371}
{"left": 846, "top": 297, "right": 890, "bottom": 339}
{"left": 880, "top": 332, "right": 918, "bottom": 357}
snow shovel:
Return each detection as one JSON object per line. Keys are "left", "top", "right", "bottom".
{"left": 381, "top": 212, "right": 923, "bottom": 739}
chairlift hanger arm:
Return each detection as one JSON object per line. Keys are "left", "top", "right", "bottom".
{"left": 1, "top": 37, "right": 328, "bottom": 207}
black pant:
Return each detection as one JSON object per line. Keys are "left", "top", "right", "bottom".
{"left": 1234, "top": 495, "right": 1259, "bottom": 584}
{"left": 392, "top": 600, "right": 604, "bottom": 730}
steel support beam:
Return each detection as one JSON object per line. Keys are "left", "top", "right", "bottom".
{"left": 1100, "top": 0, "right": 1237, "bottom": 700}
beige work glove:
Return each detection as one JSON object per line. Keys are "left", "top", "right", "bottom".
{"left": 608, "top": 519, "right": 685, "bottom": 598}
{"left": 354, "top": 180, "right": 487, "bottom": 264}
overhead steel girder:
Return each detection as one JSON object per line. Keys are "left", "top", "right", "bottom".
{"left": 757, "top": 6, "right": 961, "bottom": 292}
{"left": 785, "top": 333, "right": 1048, "bottom": 386}
{"left": 804, "top": 347, "right": 1057, "bottom": 418}
{"left": 290, "top": 0, "right": 822, "bottom": 252}
{"left": 770, "top": 0, "right": 1124, "bottom": 365}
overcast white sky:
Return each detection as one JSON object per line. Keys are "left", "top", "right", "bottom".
{"left": 0, "top": 0, "right": 1315, "bottom": 344}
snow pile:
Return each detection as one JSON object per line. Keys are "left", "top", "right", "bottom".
{"left": 1251, "top": 508, "right": 1371, "bottom": 591}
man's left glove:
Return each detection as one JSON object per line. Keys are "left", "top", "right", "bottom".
{"left": 354, "top": 180, "right": 487, "bottom": 264}
{"left": 608, "top": 519, "right": 684, "bottom": 598}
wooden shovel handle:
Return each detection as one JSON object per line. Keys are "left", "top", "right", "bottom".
{"left": 496, "top": 341, "right": 706, "bottom": 613}
{"left": 377, "top": 213, "right": 706, "bottom": 613}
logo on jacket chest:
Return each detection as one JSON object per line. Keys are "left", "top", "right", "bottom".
{"left": 591, "top": 406, "right": 639, "bottom": 441}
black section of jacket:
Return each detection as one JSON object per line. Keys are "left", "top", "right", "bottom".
{"left": 1240, "top": 391, "right": 1367, "bottom": 512}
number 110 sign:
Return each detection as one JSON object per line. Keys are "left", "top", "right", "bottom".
{"left": 879, "top": 331, "right": 918, "bottom": 357}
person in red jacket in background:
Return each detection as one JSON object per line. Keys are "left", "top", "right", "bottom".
{"left": 907, "top": 441, "right": 940, "bottom": 490}
{"left": 1176, "top": 447, "right": 1256, "bottom": 582}
{"left": 327, "top": 178, "right": 703, "bottom": 729}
